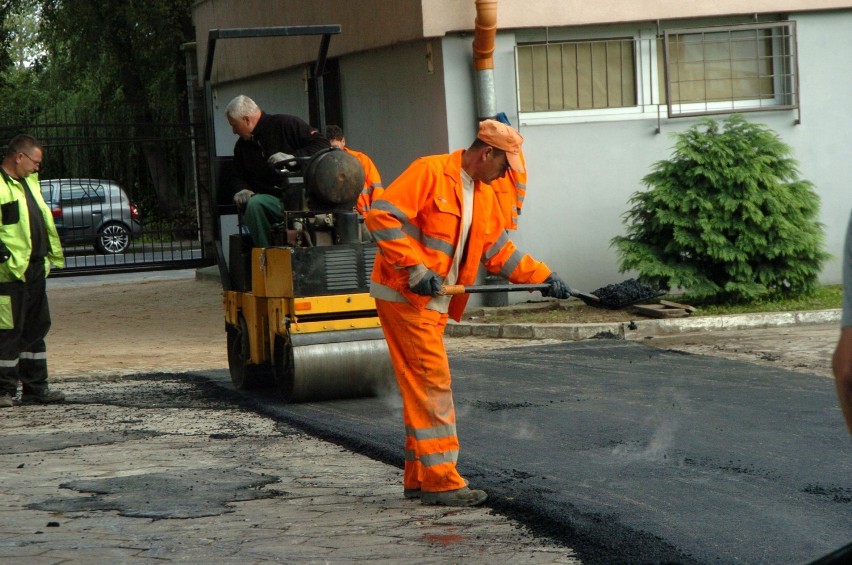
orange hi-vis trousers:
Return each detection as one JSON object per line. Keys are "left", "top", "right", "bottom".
{"left": 375, "top": 299, "right": 468, "bottom": 493}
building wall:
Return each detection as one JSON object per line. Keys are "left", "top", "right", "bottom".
{"left": 791, "top": 11, "right": 852, "bottom": 281}
{"left": 337, "top": 41, "right": 450, "bottom": 183}
{"left": 196, "top": 3, "right": 851, "bottom": 297}
{"left": 447, "top": 9, "right": 852, "bottom": 295}
{"left": 192, "top": 0, "right": 852, "bottom": 84}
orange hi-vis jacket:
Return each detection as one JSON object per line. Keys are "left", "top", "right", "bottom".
{"left": 488, "top": 150, "right": 527, "bottom": 231}
{"left": 344, "top": 147, "right": 384, "bottom": 216}
{"left": 365, "top": 149, "right": 551, "bottom": 322}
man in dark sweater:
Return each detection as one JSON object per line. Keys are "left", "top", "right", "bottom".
{"left": 225, "top": 95, "right": 330, "bottom": 246}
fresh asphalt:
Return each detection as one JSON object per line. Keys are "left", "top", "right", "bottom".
{"left": 50, "top": 268, "right": 847, "bottom": 562}
{"left": 200, "top": 338, "right": 852, "bottom": 565}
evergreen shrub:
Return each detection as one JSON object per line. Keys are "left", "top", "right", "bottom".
{"left": 611, "top": 114, "right": 828, "bottom": 304}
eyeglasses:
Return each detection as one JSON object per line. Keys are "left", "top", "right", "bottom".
{"left": 20, "top": 153, "right": 41, "bottom": 166}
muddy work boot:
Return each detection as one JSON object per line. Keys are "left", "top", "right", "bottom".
{"left": 403, "top": 488, "right": 421, "bottom": 499}
{"left": 20, "top": 389, "right": 65, "bottom": 405}
{"left": 0, "top": 393, "right": 14, "bottom": 407}
{"left": 421, "top": 486, "right": 488, "bottom": 507}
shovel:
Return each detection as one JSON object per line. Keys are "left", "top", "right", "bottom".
{"left": 439, "top": 283, "right": 601, "bottom": 306}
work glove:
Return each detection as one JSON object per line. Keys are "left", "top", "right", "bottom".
{"left": 267, "top": 152, "right": 295, "bottom": 171}
{"left": 542, "top": 273, "right": 572, "bottom": 300}
{"left": 407, "top": 264, "right": 442, "bottom": 297}
{"left": 233, "top": 189, "right": 254, "bottom": 207}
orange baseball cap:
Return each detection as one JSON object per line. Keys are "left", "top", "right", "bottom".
{"left": 477, "top": 119, "right": 525, "bottom": 173}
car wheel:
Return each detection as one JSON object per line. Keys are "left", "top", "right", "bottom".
{"left": 96, "top": 222, "right": 131, "bottom": 254}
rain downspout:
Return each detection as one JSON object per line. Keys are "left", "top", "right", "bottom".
{"left": 473, "top": 0, "right": 507, "bottom": 306}
{"left": 473, "top": 0, "right": 498, "bottom": 120}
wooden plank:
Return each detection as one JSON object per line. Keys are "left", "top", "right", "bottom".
{"left": 632, "top": 303, "right": 692, "bottom": 319}
{"left": 659, "top": 299, "right": 697, "bottom": 313}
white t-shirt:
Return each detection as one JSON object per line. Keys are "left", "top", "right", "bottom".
{"left": 427, "top": 169, "right": 475, "bottom": 313}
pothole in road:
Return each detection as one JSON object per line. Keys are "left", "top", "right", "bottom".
{"left": 30, "top": 469, "right": 282, "bottom": 519}
{"left": 12, "top": 372, "right": 294, "bottom": 520}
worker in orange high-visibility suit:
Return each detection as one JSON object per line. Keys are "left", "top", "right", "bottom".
{"left": 326, "top": 125, "right": 384, "bottom": 217}
{"left": 365, "top": 119, "right": 573, "bottom": 507}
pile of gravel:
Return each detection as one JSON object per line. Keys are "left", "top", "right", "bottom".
{"left": 590, "top": 278, "right": 662, "bottom": 309}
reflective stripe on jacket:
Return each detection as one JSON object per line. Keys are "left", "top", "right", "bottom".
{"left": 365, "top": 149, "right": 550, "bottom": 321}
{"left": 0, "top": 173, "right": 63, "bottom": 282}
{"left": 345, "top": 147, "right": 384, "bottom": 216}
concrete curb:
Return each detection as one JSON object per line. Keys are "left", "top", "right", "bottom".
{"left": 194, "top": 266, "right": 840, "bottom": 341}
{"left": 445, "top": 309, "right": 842, "bottom": 341}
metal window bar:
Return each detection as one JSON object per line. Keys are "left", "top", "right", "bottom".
{"left": 663, "top": 21, "right": 799, "bottom": 119}
{"left": 517, "top": 38, "right": 636, "bottom": 112}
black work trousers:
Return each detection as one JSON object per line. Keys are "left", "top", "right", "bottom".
{"left": 0, "top": 260, "right": 51, "bottom": 397}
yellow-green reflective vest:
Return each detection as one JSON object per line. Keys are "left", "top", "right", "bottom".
{"left": 0, "top": 172, "right": 63, "bottom": 282}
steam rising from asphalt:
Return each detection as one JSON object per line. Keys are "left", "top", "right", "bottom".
{"left": 508, "top": 419, "right": 535, "bottom": 440}
{"left": 612, "top": 418, "right": 677, "bottom": 462}
{"left": 612, "top": 388, "right": 688, "bottom": 463}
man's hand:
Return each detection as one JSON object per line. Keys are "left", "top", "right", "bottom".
{"left": 267, "top": 152, "right": 295, "bottom": 170}
{"left": 407, "top": 264, "right": 442, "bottom": 297}
{"left": 542, "top": 273, "right": 572, "bottom": 300}
{"left": 233, "top": 189, "right": 254, "bottom": 207}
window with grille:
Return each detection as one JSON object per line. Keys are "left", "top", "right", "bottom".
{"left": 663, "top": 22, "right": 798, "bottom": 117}
{"left": 517, "top": 38, "right": 637, "bottom": 111}
{"left": 515, "top": 21, "right": 798, "bottom": 122}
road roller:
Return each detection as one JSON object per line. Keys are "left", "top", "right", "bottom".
{"left": 220, "top": 148, "right": 395, "bottom": 402}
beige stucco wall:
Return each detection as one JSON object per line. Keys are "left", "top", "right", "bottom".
{"left": 422, "top": 0, "right": 852, "bottom": 34}
{"left": 193, "top": 0, "right": 852, "bottom": 85}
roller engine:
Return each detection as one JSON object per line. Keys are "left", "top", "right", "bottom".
{"left": 222, "top": 148, "right": 395, "bottom": 402}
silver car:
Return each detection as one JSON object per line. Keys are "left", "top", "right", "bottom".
{"left": 39, "top": 178, "right": 142, "bottom": 254}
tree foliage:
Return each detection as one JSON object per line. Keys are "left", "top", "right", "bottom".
{"left": 0, "top": 0, "right": 40, "bottom": 112}
{"left": 0, "top": 1, "right": 17, "bottom": 75}
{"left": 611, "top": 115, "right": 829, "bottom": 304}
{"left": 0, "top": 0, "right": 195, "bottom": 218}
{"left": 38, "top": 0, "right": 193, "bottom": 121}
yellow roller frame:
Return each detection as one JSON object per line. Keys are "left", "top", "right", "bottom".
{"left": 225, "top": 247, "right": 384, "bottom": 367}
{"left": 223, "top": 290, "right": 269, "bottom": 365}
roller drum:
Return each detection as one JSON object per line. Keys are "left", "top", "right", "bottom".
{"left": 277, "top": 329, "right": 395, "bottom": 402}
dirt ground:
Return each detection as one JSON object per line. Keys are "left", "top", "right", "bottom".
{"left": 46, "top": 276, "right": 228, "bottom": 380}
{"left": 42, "top": 273, "right": 840, "bottom": 382}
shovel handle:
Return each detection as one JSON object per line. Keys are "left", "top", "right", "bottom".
{"left": 439, "top": 283, "right": 601, "bottom": 304}
{"left": 440, "top": 283, "right": 550, "bottom": 296}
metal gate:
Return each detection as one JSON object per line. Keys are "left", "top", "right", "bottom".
{"left": 0, "top": 116, "right": 213, "bottom": 276}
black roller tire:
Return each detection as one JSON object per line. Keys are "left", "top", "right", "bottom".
{"left": 226, "top": 316, "right": 271, "bottom": 390}
{"left": 272, "top": 333, "right": 295, "bottom": 401}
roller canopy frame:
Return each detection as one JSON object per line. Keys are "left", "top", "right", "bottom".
{"left": 203, "top": 24, "right": 341, "bottom": 216}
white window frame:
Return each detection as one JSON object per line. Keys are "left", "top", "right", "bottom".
{"left": 516, "top": 27, "right": 662, "bottom": 126}
{"left": 663, "top": 21, "right": 799, "bottom": 118}
{"left": 515, "top": 21, "right": 799, "bottom": 127}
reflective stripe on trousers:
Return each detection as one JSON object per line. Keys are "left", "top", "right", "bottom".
{"left": 375, "top": 299, "right": 467, "bottom": 493}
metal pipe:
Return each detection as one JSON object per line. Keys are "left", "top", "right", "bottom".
{"left": 473, "top": 0, "right": 498, "bottom": 119}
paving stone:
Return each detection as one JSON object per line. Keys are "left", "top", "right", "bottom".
{"left": 0, "top": 377, "right": 579, "bottom": 563}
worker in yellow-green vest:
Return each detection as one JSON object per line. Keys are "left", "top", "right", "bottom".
{"left": 0, "top": 134, "right": 64, "bottom": 408}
